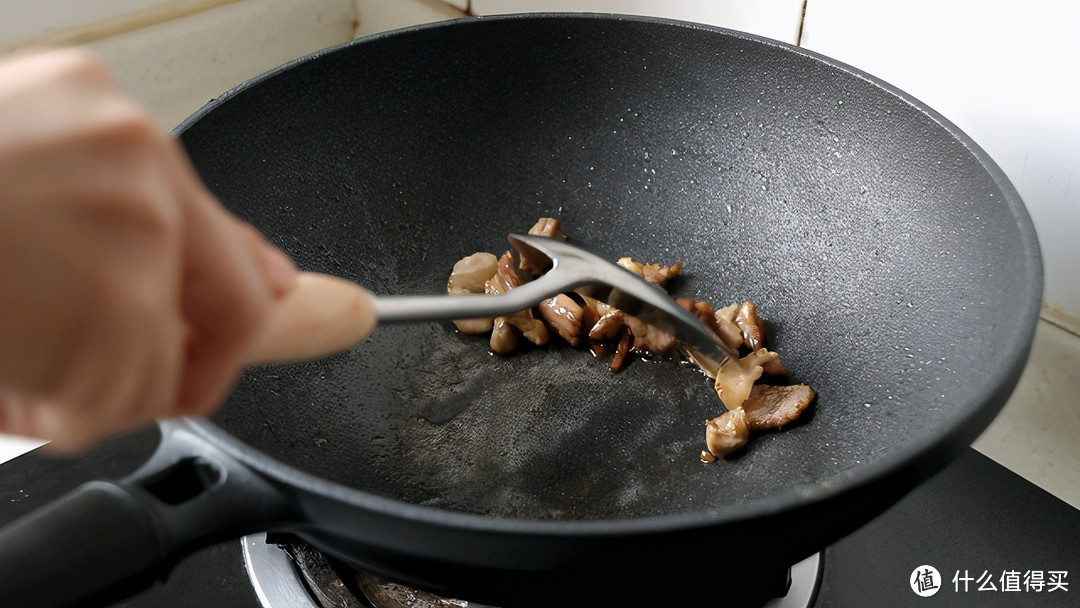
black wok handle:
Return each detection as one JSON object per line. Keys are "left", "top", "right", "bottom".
{"left": 0, "top": 420, "right": 296, "bottom": 608}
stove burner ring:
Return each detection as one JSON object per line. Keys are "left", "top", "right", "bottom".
{"left": 242, "top": 533, "right": 822, "bottom": 608}
{"left": 243, "top": 535, "right": 322, "bottom": 608}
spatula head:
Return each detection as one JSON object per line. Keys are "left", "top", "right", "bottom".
{"left": 508, "top": 233, "right": 739, "bottom": 364}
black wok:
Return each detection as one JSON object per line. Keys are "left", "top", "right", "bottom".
{"left": 0, "top": 14, "right": 1042, "bottom": 608}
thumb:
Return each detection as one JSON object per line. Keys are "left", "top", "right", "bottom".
{"left": 245, "top": 273, "right": 378, "bottom": 366}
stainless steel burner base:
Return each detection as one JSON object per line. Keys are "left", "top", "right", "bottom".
{"left": 244, "top": 535, "right": 322, "bottom": 608}
{"left": 243, "top": 533, "right": 822, "bottom": 608}
{"left": 765, "top": 552, "right": 822, "bottom": 608}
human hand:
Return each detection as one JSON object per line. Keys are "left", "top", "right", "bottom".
{"left": 0, "top": 48, "right": 300, "bottom": 451}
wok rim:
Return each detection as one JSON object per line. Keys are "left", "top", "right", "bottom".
{"left": 174, "top": 13, "right": 1044, "bottom": 539}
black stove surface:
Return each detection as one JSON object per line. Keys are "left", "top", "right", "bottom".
{"left": 1, "top": 427, "right": 1077, "bottom": 607}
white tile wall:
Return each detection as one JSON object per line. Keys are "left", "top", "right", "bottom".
{"left": 0, "top": 0, "right": 164, "bottom": 45}
{"left": 470, "top": 0, "right": 807, "bottom": 44}
{"left": 974, "top": 321, "right": 1080, "bottom": 509}
{"left": 800, "top": 0, "right": 1080, "bottom": 322}
{"left": 353, "top": 0, "right": 465, "bottom": 38}
{"left": 89, "top": 0, "right": 357, "bottom": 128}
{"left": 442, "top": 0, "right": 470, "bottom": 12}
{"left": 3, "top": 0, "right": 357, "bottom": 129}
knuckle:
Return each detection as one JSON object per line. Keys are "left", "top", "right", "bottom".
{"left": 47, "top": 47, "right": 113, "bottom": 82}
{"left": 93, "top": 102, "right": 160, "bottom": 146}
{"left": 84, "top": 188, "right": 179, "bottom": 250}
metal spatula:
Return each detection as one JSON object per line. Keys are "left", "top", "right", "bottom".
{"left": 246, "top": 234, "right": 739, "bottom": 368}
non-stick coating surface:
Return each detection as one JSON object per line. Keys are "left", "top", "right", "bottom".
{"left": 179, "top": 16, "right": 1039, "bottom": 521}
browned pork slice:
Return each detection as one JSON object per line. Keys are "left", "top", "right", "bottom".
{"left": 485, "top": 250, "right": 548, "bottom": 354}
{"left": 734, "top": 301, "right": 764, "bottom": 351}
{"left": 492, "top": 314, "right": 549, "bottom": 354}
{"left": 676, "top": 297, "right": 725, "bottom": 338}
{"left": 484, "top": 251, "right": 520, "bottom": 296}
{"left": 447, "top": 252, "right": 499, "bottom": 294}
{"left": 623, "top": 311, "right": 678, "bottom": 354}
{"left": 713, "top": 348, "right": 780, "bottom": 410}
{"left": 538, "top": 293, "right": 586, "bottom": 346}
{"left": 528, "top": 217, "right": 563, "bottom": 238}
{"left": 704, "top": 407, "right": 750, "bottom": 458}
{"left": 712, "top": 303, "right": 746, "bottom": 352}
{"left": 616, "top": 257, "right": 683, "bottom": 285}
{"left": 447, "top": 252, "right": 499, "bottom": 334}
{"left": 586, "top": 309, "right": 637, "bottom": 371}
{"left": 588, "top": 308, "right": 677, "bottom": 358}
{"left": 517, "top": 217, "right": 565, "bottom": 276}
{"left": 741, "top": 384, "right": 816, "bottom": 431}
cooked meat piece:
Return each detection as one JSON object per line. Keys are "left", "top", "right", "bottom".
{"left": 624, "top": 312, "right": 677, "bottom": 354}
{"left": 617, "top": 257, "right": 683, "bottom": 285}
{"left": 589, "top": 309, "right": 676, "bottom": 356}
{"left": 489, "top": 310, "right": 550, "bottom": 354}
{"left": 610, "top": 331, "right": 633, "bottom": 371}
{"left": 676, "top": 297, "right": 720, "bottom": 336}
{"left": 454, "top": 219, "right": 818, "bottom": 463}
{"left": 673, "top": 298, "right": 725, "bottom": 377}
{"left": 539, "top": 294, "right": 586, "bottom": 346}
{"left": 689, "top": 300, "right": 783, "bottom": 375}
{"left": 676, "top": 298, "right": 737, "bottom": 380}
{"left": 742, "top": 384, "right": 816, "bottom": 430}
{"left": 454, "top": 317, "right": 495, "bottom": 335}
{"left": 704, "top": 407, "right": 750, "bottom": 457}
{"left": 577, "top": 294, "right": 620, "bottom": 358}
{"left": 485, "top": 251, "right": 521, "bottom": 295}
{"left": 588, "top": 309, "right": 630, "bottom": 368}
{"left": 678, "top": 296, "right": 771, "bottom": 368}
{"left": 713, "top": 349, "right": 779, "bottom": 410}
{"left": 578, "top": 293, "right": 613, "bottom": 328}
{"left": 590, "top": 341, "right": 617, "bottom": 359}
{"left": 528, "top": 217, "right": 563, "bottom": 238}
{"left": 447, "top": 252, "right": 499, "bottom": 334}
{"left": 735, "top": 301, "right": 764, "bottom": 351}
{"left": 483, "top": 250, "right": 548, "bottom": 352}
{"left": 577, "top": 293, "right": 607, "bottom": 333}
{"left": 761, "top": 355, "right": 790, "bottom": 377}
{"left": 505, "top": 314, "right": 549, "bottom": 345}
{"left": 447, "top": 252, "right": 499, "bottom": 294}
{"left": 682, "top": 345, "right": 786, "bottom": 383}
{"left": 712, "top": 303, "right": 746, "bottom": 352}
{"left": 489, "top": 317, "right": 519, "bottom": 354}
{"left": 518, "top": 217, "right": 564, "bottom": 276}
{"left": 588, "top": 309, "right": 625, "bottom": 341}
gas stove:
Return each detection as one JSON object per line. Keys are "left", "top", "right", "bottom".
{"left": 2, "top": 427, "right": 1077, "bottom": 608}
{"left": 243, "top": 535, "right": 821, "bottom": 608}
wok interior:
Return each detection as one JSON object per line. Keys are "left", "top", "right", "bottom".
{"left": 184, "top": 16, "right": 1035, "bottom": 520}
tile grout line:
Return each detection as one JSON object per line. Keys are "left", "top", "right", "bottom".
{"left": 795, "top": 0, "right": 809, "bottom": 47}
{"left": 1041, "top": 310, "right": 1080, "bottom": 340}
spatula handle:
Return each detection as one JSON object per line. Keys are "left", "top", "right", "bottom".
{"left": 245, "top": 272, "right": 378, "bottom": 365}
{"left": 243, "top": 271, "right": 569, "bottom": 365}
